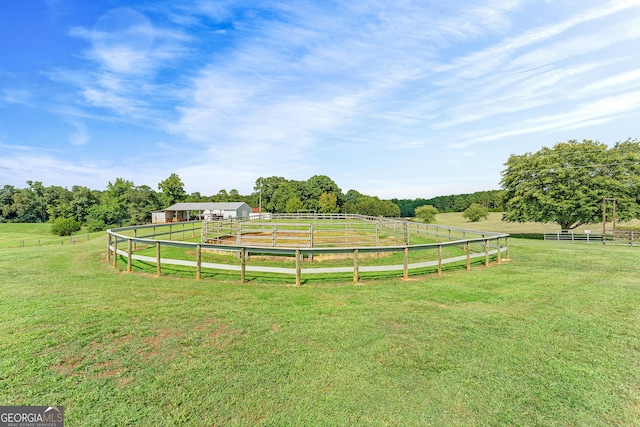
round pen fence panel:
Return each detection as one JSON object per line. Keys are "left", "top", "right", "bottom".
{"left": 107, "top": 214, "right": 509, "bottom": 285}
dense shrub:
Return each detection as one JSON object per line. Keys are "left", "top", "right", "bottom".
{"left": 51, "top": 217, "right": 81, "bottom": 236}
{"left": 85, "top": 218, "right": 108, "bottom": 232}
{"left": 414, "top": 205, "right": 438, "bottom": 223}
{"left": 462, "top": 203, "right": 489, "bottom": 222}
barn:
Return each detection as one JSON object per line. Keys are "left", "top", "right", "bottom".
{"left": 152, "top": 202, "right": 252, "bottom": 223}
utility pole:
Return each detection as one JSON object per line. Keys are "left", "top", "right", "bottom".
{"left": 258, "top": 177, "right": 263, "bottom": 220}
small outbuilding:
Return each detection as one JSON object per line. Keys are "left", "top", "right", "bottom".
{"left": 152, "top": 202, "right": 252, "bottom": 223}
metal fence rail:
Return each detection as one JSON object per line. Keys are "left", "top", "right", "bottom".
{"left": 107, "top": 215, "right": 509, "bottom": 285}
{"left": 544, "top": 231, "right": 601, "bottom": 243}
{"left": 544, "top": 230, "right": 639, "bottom": 245}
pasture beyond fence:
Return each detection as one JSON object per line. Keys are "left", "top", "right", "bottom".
{"left": 2, "top": 233, "right": 93, "bottom": 249}
{"left": 107, "top": 214, "right": 510, "bottom": 285}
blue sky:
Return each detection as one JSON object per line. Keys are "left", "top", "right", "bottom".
{"left": 1, "top": 0, "right": 640, "bottom": 199}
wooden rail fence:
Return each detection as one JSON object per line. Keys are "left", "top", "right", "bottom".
{"left": 107, "top": 216, "right": 509, "bottom": 286}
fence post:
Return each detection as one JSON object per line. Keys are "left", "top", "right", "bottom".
{"left": 485, "top": 239, "right": 490, "bottom": 267}
{"left": 107, "top": 234, "right": 111, "bottom": 264}
{"left": 295, "top": 249, "right": 302, "bottom": 287}
{"left": 156, "top": 241, "right": 161, "bottom": 277}
{"left": 240, "top": 247, "right": 246, "bottom": 283}
{"left": 306, "top": 224, "right": 313, "bottom": 262}
{"left": 127, "top": 238, "right": 132, "bottom": 272}
{"left": 113, "top": 238, "right": 118, "bottom": 268}
{"left": 465, "top": 242, "right": 470, "bottom": 270}
{"left": 272, "top": 225, "right": 276, "bottom": 247}
{"left": 197, "top": 244, "right": 202, "bottom": 280}
{"left": 353, "top": 248, "right": 359, "bottom": 284}
{"left": 497, "top": 237, "right": 502, "bottom": 264}
{"left": 505, "top": 237, "right": 510, "bottom": 260}
{"left": 403, "top": 247, "right": 409, "bottom": 280}
{"left": 437, "top": 245, "right": 442, "bottom": 275}
{"left": 404, "top": 220, "right": 409, "bottom": 245}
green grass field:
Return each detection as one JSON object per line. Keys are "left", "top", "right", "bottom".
{"left": 1, "top": 222, "right": 639, "bottom": 425}
{"left": 434, "top": 211, "right": 640, "bottom": 235}
{"left": 0, "top": 223, "right": 98, "bottom": 249}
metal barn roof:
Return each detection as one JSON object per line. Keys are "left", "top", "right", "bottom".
{"left": 163, "top": 202, "right": 251, "bottom": 211}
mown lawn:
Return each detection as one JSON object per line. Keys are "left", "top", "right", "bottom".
{"left": 0, "top": 228, "right": 639, "bottom": 425}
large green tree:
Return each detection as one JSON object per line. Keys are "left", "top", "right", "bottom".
{"left": 352, "top": 195, "right": 400, "bottom": 217}
{"left": 271, "top": 181, "right": 300, "bottom": 213}
{"left": 128, "top": 185, "right": 162, "bottom": 224}
{"left": 303, "top": 175, "right": 344, "bottom": 212}
{"left": 284, "top": 196, "right": 304, "bottom": 213}
{"left": 341, "top": 189, "right": 363, "bottom": 214}
{"left": 7, "top": 181, "right": 47, "bottom": 223}
{"left": 158, "top": 173, "right": 187, "bottom": 207}
{"left": 69, "top": 186, "right": 99, "bottom": 223}
{"left": 88, "top": 178, "right": 135, "bottom": 227}
{"left": 253, "top": 176, "right": 288, "bottom": 212}
{"left": 501, "top": 139, "right": 640, "bottom": 230}
{"left": 318, "top": 193, "right": 339, "bottom": 213}
{"left": 44, "top": 185, "right": 72, "bottom": 221}
{"left": 0, "top": 185, "right": 17, "bottom": 222}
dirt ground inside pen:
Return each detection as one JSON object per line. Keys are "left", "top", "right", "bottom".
{"left": 205, "top": 232, "right": 397, "bottom": 261}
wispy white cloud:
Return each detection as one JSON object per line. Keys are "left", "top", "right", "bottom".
{"left": 170, "top": 1, "right": 533, "bottom": 155}
{"left": 454, "top": 90, "right": 640, "bottom": 146}
{"left": 3, "top": 0, "right": 640, "bottom": 198}
{"left": 0, "top": 148, "right": 104, "bottom": 186}
{"left": 69, "top": 122, "right": 90, "bottom": 146}
{"left": 578, "top": 68, "right": 640, "bottom": 95}
{"left": 61, "top": 6, "right": 194, "bottom": 122}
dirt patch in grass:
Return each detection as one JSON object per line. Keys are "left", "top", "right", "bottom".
{"left": 47, "top": 319, "right": 243, "bottom": 386}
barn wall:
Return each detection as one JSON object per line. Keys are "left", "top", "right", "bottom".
{"left": 152, "top": 212, "right": 166, "bottom": 224}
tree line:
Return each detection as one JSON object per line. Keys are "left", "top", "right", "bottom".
{"left": 8, "top": 138, "right": 632, "bottom": 233}
{"left": 254, "top": 175, "right": 400, "bottom": 217}
{"left": 0, "top": 174, "right": 401, "bottom": 231}
{"left": 392, "top": 190, "right": 505, "bottom": 217}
